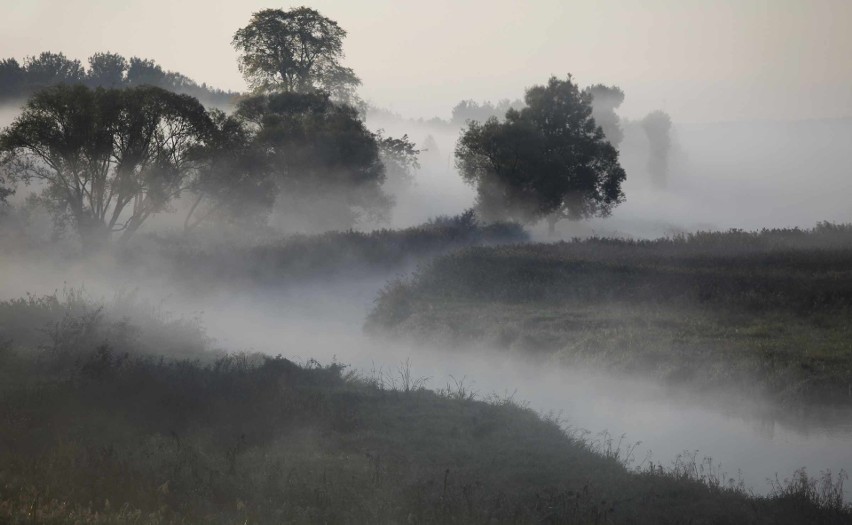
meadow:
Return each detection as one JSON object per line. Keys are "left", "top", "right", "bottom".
{"left": 368, "top": 224, "right": 852, "bottom": 405}
{"left": 1, "top": 291, "right": 850, "bottom": 524}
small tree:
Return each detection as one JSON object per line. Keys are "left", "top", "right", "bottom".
{"left": 232, "top": 7, "right": 360, "bottom": 99}
{"left": 641, "top": 110, "right": 672, "bottom": 188}
{"left": 585, "top": 84, "right": 625, "bottom": 147}
{"left": 86, "top": 52, "right": 128, "bottom": 88}
{"left": 0, "top": 84, "right": 213, "bottom": 246}
{"left": 455, "top": 76, "right": 625, "bottom": 234}
{"left": 376, "top": 132, "right": 420, "bottom": 193}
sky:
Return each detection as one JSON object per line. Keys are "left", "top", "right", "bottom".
{"left": 1, "top": 0, "right": 850, "bottom": 122}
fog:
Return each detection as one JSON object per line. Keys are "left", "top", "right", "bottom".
{"left": 359, "top": 112, "right": 852, "bottom": 238}
{"left": 2, "top": 2, "right": 852, "bottom": 518}
{"left": 3, "top": 102, "right": 852, "bottom": 503}
{"left": 2, "top": 252, "right": 851, "bottom": 500}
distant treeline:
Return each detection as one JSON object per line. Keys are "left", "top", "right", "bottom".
{"left": 0, "top": 51, "right": 239, "bottom": 107}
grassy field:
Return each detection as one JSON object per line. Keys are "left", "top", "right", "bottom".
{"left": 368, "top": 224, "right": 852, "bottom": 405}
{"left": 1, "top": 293, "right": 850, "bottom": 523}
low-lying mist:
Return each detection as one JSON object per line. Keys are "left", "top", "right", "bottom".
{"left": 2, "top": 244, "right": 851, "bottom": 502}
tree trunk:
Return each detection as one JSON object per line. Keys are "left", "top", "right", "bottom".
{"left": 547, "top": 215, "right": 558, "bottom": 237}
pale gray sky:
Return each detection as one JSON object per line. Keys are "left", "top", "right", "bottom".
{"left": 2, "top": 0, "right": 850, "bottom": 122}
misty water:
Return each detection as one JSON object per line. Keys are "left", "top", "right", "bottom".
{"left": 176, "top": 278, "right": 852, "bottom": 500}
{"left": 4, "top": 115, "right": 852, "bottom": 503}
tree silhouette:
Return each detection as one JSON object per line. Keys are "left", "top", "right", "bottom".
{"left": 0, "top": 85, "right": 213, "bottom": 246}
{"left": 641, "top": 110, "right": 672, "bottom": 187}
{"left": 237, "top": 92, "right": 390, "bottom": 229}
{"left": 456, "top": 76, "right": 625, "bottom": 234}
{"left": 232, "top": 7, "right": 360, "bottom": 99}
{"left": 86, "top": 52, "right": 128, "bottom": 88}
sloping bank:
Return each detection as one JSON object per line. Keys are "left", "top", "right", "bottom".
{"left": 1, "top": 293, "right": 849, "bottom": 523}
{"left": 367, "top": 225, "right": 852, "bottom": 406}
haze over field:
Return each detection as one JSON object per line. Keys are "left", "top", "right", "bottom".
{"left": 1, "top": 1, "right": 852, "bottom": 522}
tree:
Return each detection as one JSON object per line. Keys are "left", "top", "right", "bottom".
{"left": 183, "top": 110, "right": 275, "bottom": 232}
{"left": 232, "top": 7, "right": 360, "bottom": 98}
{"left": 23, "top": 52, "right": 85, "bottom": 90}
{"left": 87, "top": 52, "right": 128, "bottom": 88}
{"left": 126, "top": 57, "right": 167, "bottom": 87}
{"left": 0, "top": 84, "right": 213, "bottom": 246}
{"left": 585, "top": 84, "right": 625, "bottom": 147}
{"left": 455, "top": 76, "right": 626, "bottom": 234}
{"left": 375, "top": 132, "right": 420, "bottom": 193}
{"left": 451, "top": 99, "right": 524, "bottom": 125}
{"left": 237, "top": 92, "right": 390, "bottom": 230}
{"left": 641, "top": 110, "right": 672, "bottom": 188}
{"left": 0, "top": 59, "right": 25, "bottom": 100}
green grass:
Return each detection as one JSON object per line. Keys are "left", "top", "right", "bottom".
{"left": 2, "top": 293, "right": 851, "bottom": 523}
{"left": 367, "top": 224, "right": 852, "bottom": 405}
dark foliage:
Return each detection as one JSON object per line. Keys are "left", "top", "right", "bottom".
{"left": 0, "top": 298, "right": 849, "bottom": 523}
{"left": 232, "top": 7, "right": 360, "bottom": 107}
{"left": 0, "top": 51, "right": 237, "bottom": 107}
{"left": 140, "top": 211, "right": 528, "bottom": 287}
{"left": 0, "top": 84, "right": 213, "bottom": 246}
{"left": 237, "top": 91, "right": 391, "bottom": 228}
{"left": 456, "top": 76, "right": 626, "bottom": 232}
{"left": 369, "top": 224, "right": 852, "bottom": 405}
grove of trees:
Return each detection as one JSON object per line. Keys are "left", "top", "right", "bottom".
{"left": 1, "top": 6, "right": 664, "bottom": 245}
{"left": 455, "top": 76, "right": 626, "bottom": 234}
{"left": 0, "top": 7, "right": 422, "bottom": 245}
{"left": 0, "top": 51, "right": 237, "bottom": 107}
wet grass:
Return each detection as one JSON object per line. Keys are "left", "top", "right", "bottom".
{"left": 368, "top": 224, "right": 852, "bottom": 405}
{"left": 1, "top": 293, "right": 851, "bottom": 523}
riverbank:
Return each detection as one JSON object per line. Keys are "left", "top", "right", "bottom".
{"left": 367, "top": 225, "right": 852, "bottom": 406}
{"left": 1, "top": 292, "right": 850, "bottom": 523}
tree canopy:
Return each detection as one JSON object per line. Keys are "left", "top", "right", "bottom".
{"left": 232, "top": 7, "right": 360, "bottom": 101}
{"left": 183, "top": 109, "right": 275, "bottom": 232}
{"left": 0, "top": 51, "right": 237, "bottom": 107}
{"left": 455, "top": 76, "right": 626, "bottom": 232}
{"left": 0, "top": 84, "right": 213, "bottom": 246}
{"left": 237, "top": 92, "right": 391, "bottom": 230}
{"left": 450, "top": 99, "right": 524, "bottom": 126}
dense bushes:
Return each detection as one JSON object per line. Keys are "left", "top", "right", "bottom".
{"left": 136, "top": 211, "right": 528, "bottom": 286}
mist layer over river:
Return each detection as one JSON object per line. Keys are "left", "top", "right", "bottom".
{"left": 190, "top": 277, "right": 852, "bottom": 500}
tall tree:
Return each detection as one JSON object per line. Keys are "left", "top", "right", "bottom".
{"left": 455, "top": 76, "right": 626, "bottom": 234}
{"left": 0, "top": 84, "right": 213, "bottom": 246}
{"left": 232, "top": 7, "right": 360, "bottom": 98}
